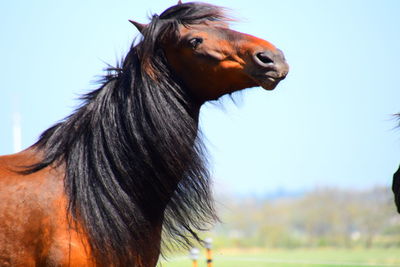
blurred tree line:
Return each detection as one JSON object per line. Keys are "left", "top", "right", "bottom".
{"left": 211, "top": 187, "right": 400, "bottom": 249}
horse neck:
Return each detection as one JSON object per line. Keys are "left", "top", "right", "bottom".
{"left": 71, "top": 69, "right": 202, "bottom": 209}
{"left": 30, "top": 48, "right": 215, "bottom": 265}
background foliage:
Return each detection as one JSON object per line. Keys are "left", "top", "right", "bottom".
{"left": 211, "top": 187, "right": 399, "bottom": 249}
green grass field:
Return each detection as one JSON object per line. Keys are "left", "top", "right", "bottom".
{"left": 157, "top": 248, "right": 400, "bottom": 267}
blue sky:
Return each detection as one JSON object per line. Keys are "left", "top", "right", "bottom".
{"left": 1, "top": 0, "right": 399, "bottom": 195}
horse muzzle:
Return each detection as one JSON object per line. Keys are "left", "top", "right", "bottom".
{"left": 250, "top": 48, "right": 289, "bottom": 90}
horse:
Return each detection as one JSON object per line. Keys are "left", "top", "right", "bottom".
{"left": 393, "top": 114, "right": 400, "bottom": 213}
{"left": 0, "top": 2, "right": 288, "bottom": 266}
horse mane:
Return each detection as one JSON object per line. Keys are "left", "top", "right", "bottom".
{"left": 393, "top": 113, "right": 400, "bottom": 212}
{"left": 24, "top": 2, "right": 229, "bottom": 266}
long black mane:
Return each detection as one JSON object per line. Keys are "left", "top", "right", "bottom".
{"left": 25, "top": 2, "right": 228, "bottom": 265}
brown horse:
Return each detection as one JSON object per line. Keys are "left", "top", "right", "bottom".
{"left": 393, "top": 114, "right": 400, "bottom": 213}
{"left": 0, "top": 2, "right": 288, "bottom": 266}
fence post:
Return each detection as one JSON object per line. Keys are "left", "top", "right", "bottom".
{"left": 204, "top": 238, "right": 213, "bottom": 267}
{"left": 189, "top": 247, "right": 200, "bottom": 267}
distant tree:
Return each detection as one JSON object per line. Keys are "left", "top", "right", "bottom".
{"left": 212, "top": 186, "right": 399, "bottom": 249}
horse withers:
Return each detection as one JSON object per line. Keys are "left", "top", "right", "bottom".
{"left": 0, "top": 2, "right": 288, "bottom": 266}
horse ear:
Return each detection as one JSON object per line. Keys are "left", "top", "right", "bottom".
{"left": 177, "top": 0, "right": 183, "bottom": 4}
{"left": 129, "top": 20, "right": 146, "bottom": 33}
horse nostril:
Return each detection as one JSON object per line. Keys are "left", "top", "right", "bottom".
{"left": 256, "top": 52, "right": 274, "bottom": 65}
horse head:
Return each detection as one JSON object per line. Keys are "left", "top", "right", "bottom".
{"left": 130, "top": 2, "right": 289, "bottom": 103}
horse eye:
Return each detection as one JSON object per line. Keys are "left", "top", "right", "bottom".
{"left": 188, "top": 37, "right": 203, "bottom": 49}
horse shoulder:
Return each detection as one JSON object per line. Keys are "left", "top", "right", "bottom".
{"left": 0, "top": 149, "right": 93, "bottom": 266}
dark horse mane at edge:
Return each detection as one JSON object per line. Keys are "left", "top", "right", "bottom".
{"left": 23, "top": 2, "right": 229, "bottom": 265}
{"left": 393, "top": 113, "right": 400, "bottom": 213}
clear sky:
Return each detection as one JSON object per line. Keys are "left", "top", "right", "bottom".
{"left": 1, "top": 0, "right": 399, "bottom": 195}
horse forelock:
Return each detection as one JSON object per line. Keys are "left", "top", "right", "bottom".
{"left": 137, "top": 2, "right": 232, "bottom": 79}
